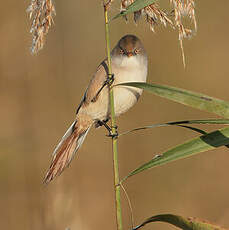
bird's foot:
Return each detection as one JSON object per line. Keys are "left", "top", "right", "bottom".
{"left": 106, "top": 125, "right": 118, "bottom": 139}
{"left": 97, "top": 120, "right": 118, "bottom": 138}
{"left": 106, "top": 73, "right": 114, "bottom": 86}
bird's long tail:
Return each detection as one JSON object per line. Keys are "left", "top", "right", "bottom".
{"left": 44, "top": 115, "right": 93, "bottom": 184}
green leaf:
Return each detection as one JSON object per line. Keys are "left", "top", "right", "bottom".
{"left": 112, "top": 0, "right": 156, "bottom": 21}
{"left": 120, "top": 123, "right": 207, "bottom": 136}
{"left": 120, "top": 119, "right": 229, "bottom": 136}
{"left": 122, "top": 126, "right": 229, "bottom": 182}
{"left": 167, "top": 119, "right": 229, "bottom": 125}
{"left": 117, "top": 82, "right": 229, "bottom": 118}
{"left": 176, "top": 125, "right": 207, "bottom": 135}
{"left": 133, "top": 214, "right": 228, "bottom": 230}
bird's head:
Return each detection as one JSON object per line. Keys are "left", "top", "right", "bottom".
{"left": 111, "top": 34, "right": 147, "bottom": 66}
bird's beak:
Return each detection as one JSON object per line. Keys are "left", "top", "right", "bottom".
{"left": 126, "top": 52, "right": 133, "bottom": 57}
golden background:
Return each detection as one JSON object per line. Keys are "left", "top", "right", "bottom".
{"left": 1, "top": 0, "right": 229, "bottom": 229}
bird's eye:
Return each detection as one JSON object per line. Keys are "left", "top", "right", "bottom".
{"left": 134, "top": 49, "right": 140, "bottom": 54}
{"left": 119, "top": 49, "right": 124, "bottom": 54}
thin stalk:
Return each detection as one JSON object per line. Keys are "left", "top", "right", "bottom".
{"left": 103, "top": 2, "right": 123, "bottom": 230}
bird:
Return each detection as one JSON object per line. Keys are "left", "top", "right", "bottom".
{"left": 44, "top": 34, "right": 148, "bottom": 184}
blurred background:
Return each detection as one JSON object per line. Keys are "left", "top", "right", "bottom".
{"left": 1, "top": 0, "right": 229, "bottom": 229}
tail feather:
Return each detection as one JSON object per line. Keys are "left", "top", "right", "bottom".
{"left": 44, "top": 120, "right": 92, "bottom": 184}
{"left": 52, "top": 121, "right": 76, "bottom": 157}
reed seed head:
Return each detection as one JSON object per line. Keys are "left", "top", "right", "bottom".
{"left": 27, "top": 0, "right": 56, "bottom": 54}
{"left": 121, "top": 0, "right": 197, "bottom": 67}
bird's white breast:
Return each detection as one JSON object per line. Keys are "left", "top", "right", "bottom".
{"left": 112, "top": 55, "right": 147, "bottom": 116}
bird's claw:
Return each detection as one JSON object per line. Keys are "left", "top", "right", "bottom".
{"left": 106, "top": 125, "right": 118, "bottom": 138}
{"left": 106, "top": 73, "right": 114, "bottom": 86}
{"left": 106, "top": 131, "right": 118, "bottom": 138}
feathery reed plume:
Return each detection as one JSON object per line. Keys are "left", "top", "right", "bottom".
{"left": 170, "top": 0, "right": 197, "bottom": 66}
{"left": 121, "top": 0, "right": 197, "bottom": 67}
{"left": 121, "top": 0, "right": 174, "bottom": 30}
{"left": 144, "top": 4, "right": 174, "bottom": 32}
{"left": 27, "top": 0, "right": 56, "bottom": 54}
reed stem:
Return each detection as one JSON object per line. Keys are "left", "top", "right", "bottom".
{"left": 103, "top": 2, "right": 123, "bottom": 230}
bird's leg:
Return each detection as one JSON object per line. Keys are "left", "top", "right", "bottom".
{"left": 97, "top": 119, "right": 112, "bottom": 133}
{"left": 97, "top": 119, "right": 118, "bottom": 138}
{"left": 97, "top": 119, "right": 110, "bottom": 129}
{"left": 91, "top": 74, "right": 114, "bottom": 103}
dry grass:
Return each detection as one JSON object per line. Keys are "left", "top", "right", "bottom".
{"left": 27, "top": 0, "right": 56, "bottom": 54}
{"left": 27, "top": 0, "right": 196, "bottom": 65}
{"left": 120, "top": 0, "right": 197, "bottom": 66}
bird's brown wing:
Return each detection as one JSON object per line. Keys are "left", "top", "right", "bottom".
{"left": 76, "top": 59, "right": 109, "bottom": 114}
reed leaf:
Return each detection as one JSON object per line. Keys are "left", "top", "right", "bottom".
{"left": 112, "top": 0, "right": 156, "bottom": 20}
{"left": 133, "top": 214, "right": 228, "bottom": 230}
{"left": 116, "top": 82, "right": 229, "bottom": 118}
{"left": 120, "top": 119, "right": 229, "bottom": 136}
{"left": 122, "top": 126, "right": 229, "bottom": 182}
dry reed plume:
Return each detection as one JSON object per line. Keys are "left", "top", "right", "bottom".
{"left": 121, "top": 0, "right": 197, "bottom": 66}
{"left": 27, "top": 0, "right": 197, "bottom": 65}
{"left": 27, "top": 0, "right": 56, "bottom": 54}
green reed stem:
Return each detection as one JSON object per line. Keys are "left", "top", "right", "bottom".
{"left": 103, "top": 2, "right": 123, "bottom": 230}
